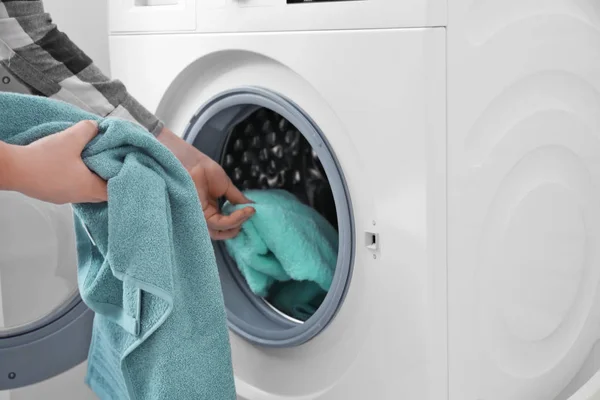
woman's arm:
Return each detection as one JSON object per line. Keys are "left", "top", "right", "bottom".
{"left": 0, "top": 0, "right": 254, "bottom": 237}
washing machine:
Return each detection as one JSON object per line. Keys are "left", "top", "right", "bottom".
{"left": 104, "top": 0, "right": 600, "bottom": 398}
{"left": 2, "top": 0, "right": 600, "bottom": 399}
{"left": 108, "top": 0, "right": 447, "bottom": 399}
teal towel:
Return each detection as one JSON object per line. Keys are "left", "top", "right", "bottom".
{"left": 222, "top": 189, "right": 338, "bottom": 321}
{"left": 0, "top": 93, "right": 235, "bottom": 400}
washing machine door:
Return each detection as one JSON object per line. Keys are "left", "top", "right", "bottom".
{"left": 0, "top": 66, "right": 95, "bottom": 399}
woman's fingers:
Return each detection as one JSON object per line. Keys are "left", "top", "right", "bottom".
{"left": 210, "top": 227, "right": 241, "bottom": 241}
{"left": 206, "top": 207, "right": 254, "bottom": 232}
{"left": 86, "top": 172, "right": 108, "bottom": 203}
{"left": 224, "top": 181, "right": 253, "bottom": 205}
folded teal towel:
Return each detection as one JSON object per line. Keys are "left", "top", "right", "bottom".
{"left": 222, "top": 189, "right": 338, "bottom": 321}
{"left": 0, "top": 93, "right": 235, "bottom": 400}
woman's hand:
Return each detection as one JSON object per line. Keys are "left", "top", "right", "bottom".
{"left": 157, "top": 127, "right": 255, "bottom": 240}
{"left": 0, "top": 120, "right": 107, "bottom": 204}
{"left": 189, "top": 158, "right": 255, "bottom": 240}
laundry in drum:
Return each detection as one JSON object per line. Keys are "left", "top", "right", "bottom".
{"left": 222, "top": 189, "right": 338, "bottom": 321}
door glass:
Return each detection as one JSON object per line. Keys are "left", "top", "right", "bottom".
{"left": 0, "top": 192, "right": 79, "bottom": 336}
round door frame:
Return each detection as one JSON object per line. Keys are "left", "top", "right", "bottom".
{"left": 184, "top": 86, "right": 355, "bottom": 347}
{"left": 0, "top": 66, "right": 93, "bottom": 390}
{"left": 0, "top": 299, "right": 92, "bottom": 390}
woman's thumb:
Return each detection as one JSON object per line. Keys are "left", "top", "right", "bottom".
{"left": 63, "top": 120, "right": 99, "bottom": 149}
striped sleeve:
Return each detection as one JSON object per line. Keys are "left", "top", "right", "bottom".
{"left": 0, "top": 0, "right": 164, "bottom": 136}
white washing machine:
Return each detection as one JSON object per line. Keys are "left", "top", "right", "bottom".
{"left": 109, "top": 0, "right": 447, "bottom": 399}
{"left": 104, "top": 0, "right": 600, "bottom": 398}
{"left": 2, "top": 0, "right": 600, "bottom": 399}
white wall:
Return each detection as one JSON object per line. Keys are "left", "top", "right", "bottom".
{"left": 42, "top": 0, "right": 111, "bottom": 76}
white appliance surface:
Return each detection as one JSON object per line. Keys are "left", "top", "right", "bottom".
{"left": 3, "top": 0, "right": 600, "bottom": 398}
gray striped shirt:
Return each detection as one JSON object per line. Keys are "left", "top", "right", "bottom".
{"left": 0, "top": 0, "right": 163, "bottom": 136}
